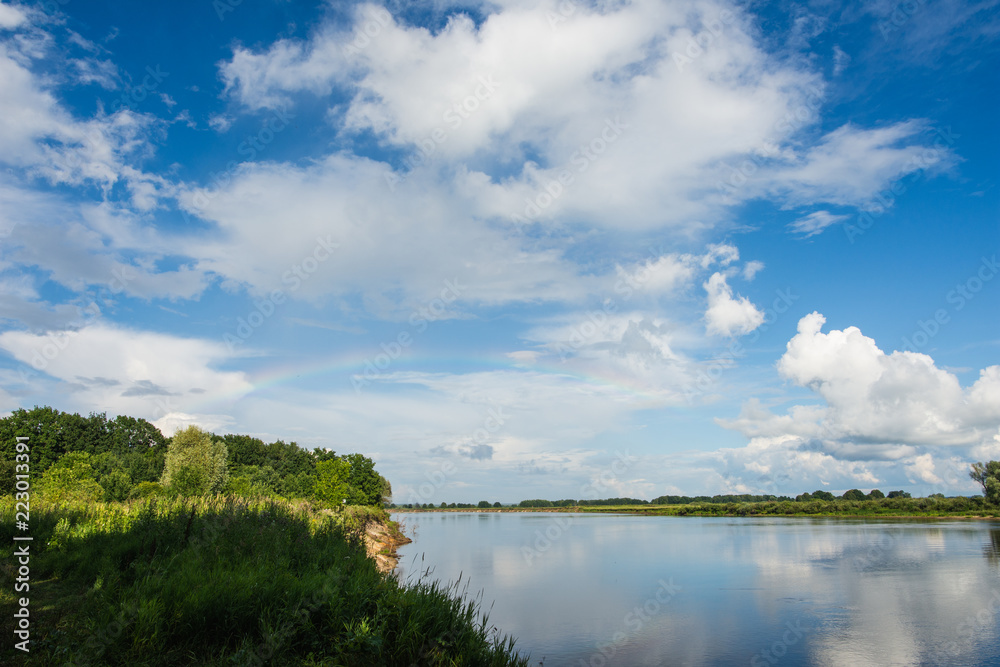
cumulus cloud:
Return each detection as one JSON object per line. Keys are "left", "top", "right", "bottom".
{"left": 215, "top": 0, "right": 950, "bottom": 231}
{"left": 703, "top": 272, "right": 764, "bottom": 337}
{"left": 716, "top": 313, "right": 1000, "bottom": 492}
{"left": 770, "top": 312, "right": 1000, "bottom": 446}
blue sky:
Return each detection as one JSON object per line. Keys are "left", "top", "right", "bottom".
{"left": 0, "top": 0, "right": 997, "bottom": 503}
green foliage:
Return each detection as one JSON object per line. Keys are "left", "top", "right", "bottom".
{"left": 811, "top": 490, "right": 836, "bottom": 501}
{"left": 100, "top": 470, "right": 134, "bottom": 502}
{"left": 129, "top": 481, "right": 166, "bottom": 499}
{"left": 0, "top": 457, "right": 14, "bottom": 495}
{"left": 842, "top": 489, "right": 867, "bottom": 501}
{"left": 493, "top": 501, "right": 502, "bottom": 508}
{"left": 217, "top": 433, "right": 267, "bottom": 470}
{"left": 0, "top": 496, "right": 527, "bottom": 666}
{"left": 887, "top": 490, "right": 912, "bottom": 499}
{"left": 343, "top": 453, "right": 383, "bottom": 506}
{"left": 315, "top": 458, "right": 360, "bottom": 506}
{"left": 168, "top": 464, "right": 208, "bottom": 497}
{"left": 37, "top": 452, "right": 103, "bottom": 503}
{"left": 380, "top": 474, "right": 392, "bottom": 506}
{"left": 971, "top": 461, "right": 1000, "bottom": 504}
{"left": 478, "top": 500, "right": 492, "bottom": 508}
{"left": 223, "top": 464, "right": 283, "bottom": 498}
{"left": 282, "top": 471, "right": 317, "bottom": 499}
{"left": 868, "top": 489, "right": 885, "bottom": 499}
{"left": 161, "top": 426, "right": 228, "bottom": 495}
{"left": 0, "top": 407, "right": 167, "bottom": 477}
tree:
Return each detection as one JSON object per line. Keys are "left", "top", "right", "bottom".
{"left": 100, "top": 470, "right": 134, "bottom": 502}
{"left": 970, "top": 461, "right": 1000, "bottom": 504}
{"left": 478, "top": 500, "right": 492, "bottom": 508}
{"left": 886, "top": 490, "right": 911, "bottom": 499}
{"left": 107, "top": 415, "right": 167, "bottom": 454}
{"left": 812, "top": 490, "right": 835, "bottom": 501}
{"left": 37, "top": 452, "right": 103, "bottom": 503}
{"left": 868, "top": 489, "right": 885, "bottom": 499}
{"left": 160, "top": 426, "right": 228, "bottom": 495}
{"left": 493, "top": 501, "right": 501, "bottom": 508}
{"left": 379, "top": 475, "right": 392, "bottom": 506}
{"left": 314, "top": 458, "right": 359, "bottom": 507}
{"left": 841, "top": 489, "right": 867, "bottom": 501}
{"left": 343, "top": 453, "right": 382, "bottom": 506}
{"left": 219, "top": 434, "right": 267, "bottom": 470}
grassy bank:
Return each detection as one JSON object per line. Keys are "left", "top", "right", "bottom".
{"left": 396, "top": 496, "right": 1000, "bottom": 518}
{"left": 0, "top": 496, "right": 527, "bottom": 666}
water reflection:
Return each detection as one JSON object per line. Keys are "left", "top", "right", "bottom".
{"left": 984, "top": 527, "right": 1000, "bottom": 565}
{"left": 392, "top": 513, "right": 1000, "bottom": 666}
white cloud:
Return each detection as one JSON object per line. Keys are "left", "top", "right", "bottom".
{"left": 0, "top": 3, "right": 26, "bottom": 30}
{"left": 722, "top": 312, "right": 1000, "bottom": 451}
{"left": 905, "top": 453, "right": 942, "bottom": 485}
{"left": 788, "top": 210, "right": 848, "bottom": 237}
{"left": 215, "top": 1, "right": 950, "bottom": 231}
{"left": 0, "top": 324, "right": 252, "bottom": 422}
{"left": 616, "top": 253, "right": 699, "bottom": 296}
{"left": 760, "top": 121, "right": 951, "bottom": 207}
{"left": 703, "top": 272, "right": 764, "bottom": 337}
{"left": 742, "top": 260, "right": 764, "bottom": 280}
{"left": 177, "top": 153, "right": 588, "bottom": 310}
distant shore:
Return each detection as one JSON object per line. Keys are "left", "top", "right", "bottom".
{"left": 391, "top": 500, "right": 1000, "bottom": 519}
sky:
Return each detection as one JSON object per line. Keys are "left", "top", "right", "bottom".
{"left": 0, "top": 0, "right": 997, "bottom": 504}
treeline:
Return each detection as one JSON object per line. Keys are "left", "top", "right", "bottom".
{"left": 393, "top": 501, "right": 506, "bottom": 509}
{"left": 514, "top": 490, "right": 916, "bottom": 507}
{"left": 0, "top": 406, "right": 388, "bottom": 507}
{"left": 394, "top": 490, "right": 926, "bottom": 510}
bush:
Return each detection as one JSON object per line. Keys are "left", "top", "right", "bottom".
{"left": 129, "top": 481, "right": 166, "bottom": 499}
{"left": 100, "top": 470, "right": 133, "bottom": 502}
{"left": 161, "top": 426, "right": 228, "bottom": 494}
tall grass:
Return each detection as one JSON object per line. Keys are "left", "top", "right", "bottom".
{"left": 0, "top": 495, "right": 527, "bottom": 666}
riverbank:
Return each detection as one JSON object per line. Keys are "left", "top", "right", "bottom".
{"left": 0, "top": 495, "right": 525, "bottom": 666}
{"left": 393, "top": 496, "right": 1000, "bottom": 518}
{"left": 362, "top": 510, "right": 412, "bottom": 572}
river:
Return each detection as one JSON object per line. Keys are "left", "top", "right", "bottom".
{"left": 391, "top": 511, "right": 1000, "bottom": 666}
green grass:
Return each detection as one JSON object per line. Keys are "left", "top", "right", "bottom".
{"left": 0, "top": 495, "right": 527, "bottom": 666}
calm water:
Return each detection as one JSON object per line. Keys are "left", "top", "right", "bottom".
{"left": 391, "top": 512, "right": 1000, "bottom": 666}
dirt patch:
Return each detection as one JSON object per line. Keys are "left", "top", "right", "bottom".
{"left": 363, "top": 519, "right": 412, "bottom": 573}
